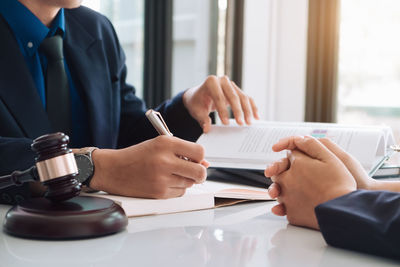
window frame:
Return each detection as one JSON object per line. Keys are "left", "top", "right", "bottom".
{"left": 241, "top": 0, "right": 309, "bottom": 122}
{"left": 143, "top": 0, "right": 173, "bottom": 108}
{"left": 305, "top": 0, "right": 341, "bottom": 123}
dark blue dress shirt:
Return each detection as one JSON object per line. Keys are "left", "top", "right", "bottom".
{"left": 0, "top": 0, "right": 89, "bottom": 147}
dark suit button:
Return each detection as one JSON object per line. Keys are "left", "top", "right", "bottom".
{"left": 14, "top": 194, "right": 25, "bottom": 204}
{"left": 2, "top": 193, "right": 12, "bottom": 204}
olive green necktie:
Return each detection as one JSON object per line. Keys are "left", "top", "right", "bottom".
{"left": 40, "top": 35, "right": 71, "bottom": 135}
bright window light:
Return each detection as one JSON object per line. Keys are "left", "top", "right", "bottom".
{"left": 337, "top": 0, "right": 400, "bottom": 143}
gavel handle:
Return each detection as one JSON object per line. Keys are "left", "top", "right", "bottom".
{"left": 0, "top": 166, "right": 39, "bottom": 190}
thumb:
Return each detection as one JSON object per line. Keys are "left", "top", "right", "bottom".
{"left": 272, "top": 135, "right": 303, "bottom": 152}
{"left": 293, "top": 136, "right": 335, "bottom": 162}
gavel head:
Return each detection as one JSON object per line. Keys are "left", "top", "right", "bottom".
{"left": 31, "top": 133, "right": 81, "bottom": 202}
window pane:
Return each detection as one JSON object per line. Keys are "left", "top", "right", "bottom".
{"left": 337, "top": 0, "right": 400, "bottom": 143}
{"left": 83, "top": 0, "right": 144, "bottom": 97}
{"left": 172, "top": 0, "right": 216, "bottom": 95}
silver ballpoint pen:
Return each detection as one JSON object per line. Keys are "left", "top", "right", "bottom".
{"left": 145, "top": 109, "right": 173, "bottom": 136}
{"left": 368, "top": 144, "right": 400, "bottom": 177}
{"left": 146, "top": 109, "right": 193, "bottom": 161}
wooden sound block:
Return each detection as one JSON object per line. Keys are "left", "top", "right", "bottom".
{"left": 3, "top": 196, "right": 128, "bottom": 240}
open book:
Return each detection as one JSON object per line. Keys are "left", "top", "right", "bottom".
{"left": 196, "top": 120, "right": 396, "bottom": 176}
{"left": 91, "top": 180, "right": 272, "bottom": 217}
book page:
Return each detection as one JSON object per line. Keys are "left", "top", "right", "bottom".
{"left": 254, "top": 120, "right": 395, "bottom": 160}
{"left": 92, "top": 189, "right": 214, "bottom": 217}
{"left": 197, "top": 121, "right": 386, "bottom": 171}
{"left": 196, "top": 180, "right": 271, "bottom": 200}
{"left": 86, "top": 180, "right": 271, "bottom": 217}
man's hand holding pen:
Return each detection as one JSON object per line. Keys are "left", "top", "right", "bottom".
{"left": 146, "top": 109, "right": 210, "bottom": 167}
{"left": 90, "top": 136, "right": 207, "bottom": 198}
{"left": 87, "top": 75, "right": 257, "bottom": 199}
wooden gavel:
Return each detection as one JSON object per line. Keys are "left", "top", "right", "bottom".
{"left": 1, "top": 132, "right": 128, "bottom": 240}
{"left": 0, "top": 132, "right": 81, "bottom": 202}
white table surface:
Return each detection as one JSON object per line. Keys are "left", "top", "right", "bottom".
{"left": 0, "top": 201, "right": 398, "bottom": 267}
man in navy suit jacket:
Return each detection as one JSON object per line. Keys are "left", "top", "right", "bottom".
{"left": 0, "top": 0, "right": 259, "bottom": 204}
{"left": 265, "top": 136, "right": 400, "bottom": 260}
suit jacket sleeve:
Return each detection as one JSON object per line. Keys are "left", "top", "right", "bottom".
{"left": 117, "top": 70, "right": 203, "bottom": 147}
{"left": 0, "top": 8, "right": 203, "bottom": 204}
{"left": 0, "top": 137, "right": 35, "bottom": 204}
{"left": 98, "top": 16, "right": 202, "bottom": 148}
{"left": 315, "top": 190, "right": 400, "bottom": 260}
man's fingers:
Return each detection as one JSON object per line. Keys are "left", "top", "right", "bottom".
{"left": 219, "top": 76, "right": 244, "bottom": 125}
{"left": 271, "top": 203, "right": 286, "bottom": 216}
{"left": 171, "top": 159, "right": 207, "bottom": 184}
{"left": 268, "top": 182, "right": 281, "bottom": 199}
{"left": 201, "top": 159, "right": 210, "bottom": 168}
{"left": 270, "top": 172, "right": 286, "bottom": 185}
{"left": 199, "top": 116, "right": 212, "bottom": 133}
{"left": 205, "top": 76, "right": 230, "bottom": 124}
{"left": 318, "top": 138, "right": 350, "bottom": 162}
{"left": 264, "top": 158, "right": 290, "bottom": 177}
{"left": 153, "top": 185, "right": 187, "bottom": 199}
{"left": 165, "top": 187, "right": 187, "bottom": 198}
{"left": 319, "top": 137, "right": 371, "bottom": 188}
{"left": 168, "top": 175, "right": 195, "bottom": 188}
{"left": 248, "top": 96, "right": 260, "bottom": 120}
{"left": 231, "top": 81, "right": 253, "bottom": 124}
{"left": 292, "top": 136, "right": 335, "bottom": 161}
{"left": 272, "top": 136, "right": 304, "bottom": 152}
{"left": 170, "top": 137, "right": 205, "bottom": 163}
{"left": 287, "top": 149, "right": 312, "bottom": 166}
{"left": 160, "top": 137, "right": 208, "bottom": 183}
{"left": 274, "top": 135, "right": 335, "bottom": 162}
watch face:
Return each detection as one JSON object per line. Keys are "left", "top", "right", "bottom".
{"left": 74, "top": 154, "right": 94, "bottom": 184}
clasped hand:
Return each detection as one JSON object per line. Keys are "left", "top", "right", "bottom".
{"left": 264, "top": 136, "right": 375, "bottom": 229}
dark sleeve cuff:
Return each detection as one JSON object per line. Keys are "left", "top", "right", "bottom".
{"left": 161, "top": 91, "right": 203, "bottom": 142}
{"left": 0, "top": 137, "right": 35, "bottom": 205}
{"left": 315, "top": 190, "right": 400, "bottom": 260}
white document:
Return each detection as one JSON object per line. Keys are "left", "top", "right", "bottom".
{"left": 91, "top": 181, "right": 271, "bottom": 217}
{"left": 196, "top": 120, "right": 396, "bottom": 173}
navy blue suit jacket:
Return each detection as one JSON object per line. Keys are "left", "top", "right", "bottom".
{"left": 316, "top": 190, "right": 400, "bottom": 260}
{"left": 0, "top": 6, "right": 202, "bottom": 204}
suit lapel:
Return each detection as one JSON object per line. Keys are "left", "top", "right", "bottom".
{"left": 0, "top": 16, "right": 52, "bottom": 138}
{"left": 64, "top": 12, "right": 113, "bottom": 147}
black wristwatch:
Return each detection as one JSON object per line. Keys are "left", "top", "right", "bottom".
{"left": 73, "top": 147, "right": 98, "bottom": 187}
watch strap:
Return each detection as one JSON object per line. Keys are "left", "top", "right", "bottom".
{"left": 74, "top": 147, "right": 98, "bottom": 156}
